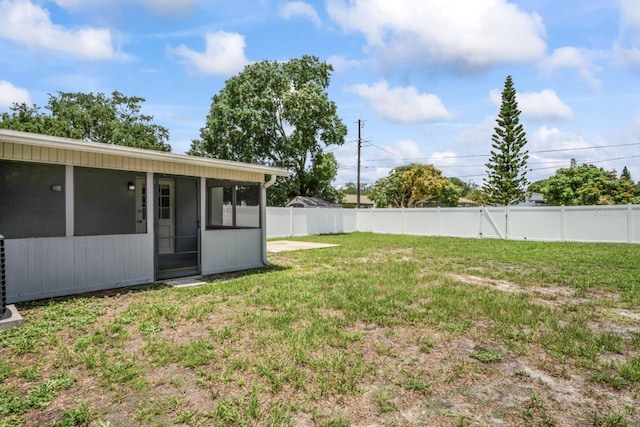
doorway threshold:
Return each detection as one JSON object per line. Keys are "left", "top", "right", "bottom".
{"left": 161, "top": 275, "right": 207, "bottom": 287}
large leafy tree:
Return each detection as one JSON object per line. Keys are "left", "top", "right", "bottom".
{"left": 0, "top": 91, "right": 170, "bottom": 151}
{"left": 542, "top": 164, "right": 637, "bottom": 205}
{"left": 190, "top": 55, "right": 347, "bottom": 206}
{"left": 369, "top": 165, "right": 411, "bottom": 208}
{"left": 483, "top": 75, "right": 529, "bottom": 205}
{"left": 369, "top": 164, "right": 459, "bottom": 208}
{"left": 449, "top": 177, "right": 488, "bottom": 205}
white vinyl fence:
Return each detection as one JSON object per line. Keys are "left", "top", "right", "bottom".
{"left": 266, "top": 204, "right": 640, "bottom": 244}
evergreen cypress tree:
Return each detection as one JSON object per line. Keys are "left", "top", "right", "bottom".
{"left": 621, "top": 166, "right": 632, "bottom": 181}
{"left": 483, "top": 75, "right": 529, "bottom": 205}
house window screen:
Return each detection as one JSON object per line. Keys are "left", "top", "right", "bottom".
{"left": 0, "top": 160, "right": 65, "bottom": 239}
{"left": 235, "top": 185, "right": 260, "bottom": 228}
{"left": 74, "top": 167, "right": 144, "bottom": 236}
{"left": 206, "top": 180, "right": 260, "bottom": 229}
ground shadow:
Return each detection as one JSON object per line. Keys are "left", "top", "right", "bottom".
{"left": 15, "top": 264, "right": 290, "bottom": 310}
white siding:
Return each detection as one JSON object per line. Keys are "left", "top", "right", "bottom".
{"left": 201, "top": 228, "right": 263, "bottom": 275}
{"left": 6, "top": 234, "right": 154, "bottom": 303}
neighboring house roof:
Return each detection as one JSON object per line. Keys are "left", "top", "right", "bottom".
{"left": 518, "top": 192, "right": 547, "bottom": 207}
{"left": 285, "top": 196, "right": 341, "bottom": 208}
{"left": 0, "top": 129, "right": 289, "bottom": 179}
{"left": 343, "top": 194, "right": 374, "bottom": 205}
{"left": 458, "top": 197, "right": 477, "bottom": 206}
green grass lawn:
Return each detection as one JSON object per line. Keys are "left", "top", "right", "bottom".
{"left": 1, "top": 232, "right": 639, "bottom": 426}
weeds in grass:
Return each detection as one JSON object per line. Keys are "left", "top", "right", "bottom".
{"left": 591, "top": 357, "right": 640, "bottom": 389}
{"left": 0, "top": 361, "right": 10, "bottom": 384}
{"left": 322, "top": 415, "right": 350, "bottom": 426}
{"left": 2, "top": 233, "right": 639, "bottom": 425}
{"left": 18, "top": 366, "right": 40, "bottom": 382}
{"left": 417, "top": 335, "right": 436, "bottom": 354}
{"left": 591, "top": 411, "right": 629, "bottom": 427}
{"left": 135, "top": 396, "right": 183, "bottom": 422}
{"left": 0, "top": 415, "right": 24, "bottom": 427}
{"left": 470, "top": 348, "right": 503, "bottom": 363}
{"left": 99, "top": 359, "right": 144, "bottom": 390}
{"left": 373, "top": 388, "right": 396, "bottom": 413}
{"left": 57, "top": 403, "right": 94, "bottom": 427}
{"left": 402, "top": 374, "right": 431, "bottom": 396}
{"left": 0, "top": 372, "right": 75, "bottom": 416}
{"left": 139, "top": 320, "right": 163, "bottom": 335}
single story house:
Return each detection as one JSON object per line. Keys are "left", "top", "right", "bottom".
{"left": 342, "top": 194, "right": 374, "bottom": 208}
{"left": 420, "top": 197, "right": 478, "bottom": 208}
{"left": 0, "top": 129, "right": 288, "bottom": 303}
{"left": 285, "top": 196, "right": 341, "bottom": 208}
{"left": 519, "top": 192, "right": 547, "bottom": 207}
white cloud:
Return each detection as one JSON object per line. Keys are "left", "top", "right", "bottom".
{"left": 428, "top": 150, "right": 458, "bottom": 166}
{"left": 326, "top": 0, "right": 546, "bottom": 72}
{"left": 333, "top": 138, "right": 426, "bottom": 184}
{"left": 614, "top": 1, "right": 640, "bottom": 70}
{"left": 0, "top": 80, "right": 31, "bottom": 108}
{"left": 618, "top": 0, "right": 640, "bottom": 27}
{"left": 388, "top": 139, "right": 424, "bottom": 161}
{"left": 169, "top": 31, "right": 249, "bottom": 76}
{"left": 348, "top": 80, "right": 451, "bottom": 123}
{"left": 527, "top": 126, "right": 613, "bottom": 180}
{"left": 326, "top": 55, "right": 367, "bottom": 73}
{"left": 530, "top": 126, "right": 591, "bottom": 153}
{"left": 54, "top": 0, "right": 198, "bottom": 16}
{"left": 0, "top": 0, "right": 119, "bottom": 60}
{"left": 614, "top": 44, "right": 640, "bottom": 68}
{"left": 540, "top": 47, "right": 600, "bottom": 90}
{"left": 489, "top": 88, "right": 573, "bottom": 121}
{"left": 280, "top": 1, "right": 321, "bottom": 28}
{"left": 361, "top": 139, "right": 425, "bottom": 181}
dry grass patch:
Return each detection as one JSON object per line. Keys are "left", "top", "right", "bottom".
{"left": 2, "top": 233, "right": 639, "bottom": 426}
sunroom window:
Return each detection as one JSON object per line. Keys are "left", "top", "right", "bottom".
{"left": 206, "top": 179, "right": 260, "bottom": 228}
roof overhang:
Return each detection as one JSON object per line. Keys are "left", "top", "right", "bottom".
{"left": 0, "top": 129, "right": 289, "bottom": 177}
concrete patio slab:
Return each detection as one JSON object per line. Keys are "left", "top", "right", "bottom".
{"left": 267, "top": 240, "right": 340, "bottom": 253}
{"left": 0, "top": 305, "right": 24, "bottom": 330}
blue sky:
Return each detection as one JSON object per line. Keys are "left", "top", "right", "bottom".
{"left": 1, "top": 0, "right": 640, "bottom": 188}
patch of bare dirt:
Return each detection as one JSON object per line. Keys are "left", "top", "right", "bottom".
{"left": 449, "top": 273, "right": 623, "bottom": 306}
{"left": 7, "top": 274, "right": 640, "bottom": 427}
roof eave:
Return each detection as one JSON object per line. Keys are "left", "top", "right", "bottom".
{"left": 0, "top": 129, "right": 289, "bottom": 177}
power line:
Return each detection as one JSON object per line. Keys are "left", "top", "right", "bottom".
{"left": 340, "top": 158, "right": 564, "bottom": 170}
{"left": 365, "top": 141, "right": 396, "bottom": 157}
{"left": 338, "top": 154, "right": 640, "bottom": 181}
{"left": 325, "top": 139, "right": 358, "bottom": 152}
{"left": 360, "top": 141, "right": 640, "bottom": 164}
{"left": 533, "top": 142, "right": 640, "bottom": 154}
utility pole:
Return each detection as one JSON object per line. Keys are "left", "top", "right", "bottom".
{"left": 357, "top": 119, "right": 362, "bottom": 209}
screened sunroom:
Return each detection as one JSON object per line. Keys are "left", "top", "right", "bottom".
{"left": 0, "top": 129, "right": 287, "bottom": 303}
